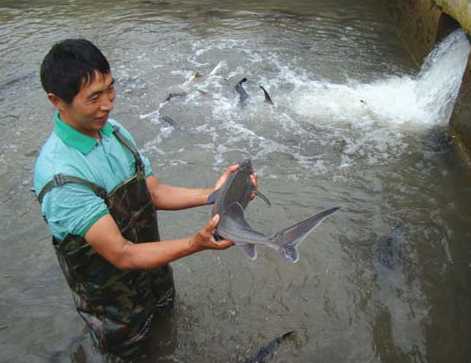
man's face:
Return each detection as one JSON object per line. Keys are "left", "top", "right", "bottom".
{"left": 53, "top": 71, "right": 115, "bottom": 137}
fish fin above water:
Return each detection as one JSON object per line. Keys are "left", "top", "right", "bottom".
{"left": 259, "top": 85, "right": 274, "bottom": 105}
{"left": 240, "top": 243, "right": 257, "bottom": 260}
{"left": 235, "top": 77, "right": 249, "bottom": 105}
{"left": 164, "top": 92, "right": 187, "bottom": 102}
{"left": 255, "top": 190, "right": 271, "bottom": 206}
{"left": 273, "top": 207, "right": 340, "bottom": 263}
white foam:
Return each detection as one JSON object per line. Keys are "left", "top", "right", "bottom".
{"left": 294, "top": 30, "right": 470, "bottom": 129}
{"left": 142, "top": 30, "right": 470, "bottom": 172}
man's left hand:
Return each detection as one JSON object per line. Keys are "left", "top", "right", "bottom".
{"left": 211, "top": 163, "right": 258, "bottom": 199}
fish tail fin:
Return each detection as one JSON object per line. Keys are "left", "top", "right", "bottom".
{"left": 274, "top": 207, "right": 340, "bottom": 263}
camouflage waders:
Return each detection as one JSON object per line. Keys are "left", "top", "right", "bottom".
{"left": 37, "top": 126, "right": 175, "bottom": 357}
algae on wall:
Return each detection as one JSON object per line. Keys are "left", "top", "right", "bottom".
{"left": 435, "top": 0, "right": 471, "bottom": 33}
{"left": 388, "top": 0, "right": 442, "bottom": 63}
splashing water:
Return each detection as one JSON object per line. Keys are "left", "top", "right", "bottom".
{"left": 294, "top": 29, "right": 471, "bottom": 128}
{"left": 141, "top": 29, "right": 470, "bottom": 172}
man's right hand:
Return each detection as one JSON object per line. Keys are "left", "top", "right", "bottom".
{"left": 189, "top": 214, "right": 234, "bottom": 252}
{"left": 86, "top": 213, "right": 234, "bottom": 271}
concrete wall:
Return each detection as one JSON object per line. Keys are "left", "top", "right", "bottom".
{"left": 388, "top": 0, "right": 442, "bottom": 63}
{"left": 390, "top": 0, "right": 471, "bottom": 158}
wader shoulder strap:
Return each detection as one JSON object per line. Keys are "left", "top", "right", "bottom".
{"left": 111, "top": 125, "right": 145, "bottom": 175}
{"left": 37, "top": 174, "right": 107, "bottom": 204}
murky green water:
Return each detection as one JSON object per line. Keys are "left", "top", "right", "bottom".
{"left": 1, "top": 0, "right": 471, "bottom": 362}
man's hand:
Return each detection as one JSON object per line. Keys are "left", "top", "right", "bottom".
{"left": 189, "top": 214, "right": 233, "bottom": 252}
{"left": 211, "top": 163, "right": 258, "bottom": 200}
{"left": 213, "top": 164, "right": 239, "bottom": 191}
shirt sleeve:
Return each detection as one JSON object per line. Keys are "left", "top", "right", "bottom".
{"left": 112, "top": 122, "right": 154, "bottom": 177}
{"left": 41, "top": 183, "right": 109, "bottom": 240}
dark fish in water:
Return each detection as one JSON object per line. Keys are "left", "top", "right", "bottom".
{"left": 164, "top": 92, "right": 187, "bottom": 102}
{"left": 244, "top": 331, "right": 294, "bottom": 363}
{"left": 235, "top": 77, "right": 250, "bottom": 105}
{"left": 374, "top": 224, "right": 405, "bottom": 271}
{"left": 160, "top": 115, "right": 177, "bottom": 127}
{"left": 208, "top": 159, "right": 340, "bottom": 262}
{"left": 259, "top": 85, "right": 274, "bottom": 105}
{"left": 235, "top": 78, "right": 274, "bottom": 106}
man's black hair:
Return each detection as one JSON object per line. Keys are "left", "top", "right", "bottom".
{"left": 40, "top": 39, "right": 110, "bottom": 104}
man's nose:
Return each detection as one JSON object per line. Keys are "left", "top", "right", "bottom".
{"left": 100, "top": 96, "right": 113, "bottom": 112}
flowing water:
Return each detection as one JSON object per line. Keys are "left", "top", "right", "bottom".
{"left": 1, "top": 0, "right": 471, "bottom": 362}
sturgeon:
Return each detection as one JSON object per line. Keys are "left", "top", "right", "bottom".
{"left": 208, "top": 159, "right": 339, "bottom": 263}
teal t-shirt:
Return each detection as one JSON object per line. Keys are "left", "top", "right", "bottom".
{"left": 34, "top": 112, "right": 153, "bottom": 240}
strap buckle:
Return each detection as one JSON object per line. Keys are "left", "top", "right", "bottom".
{"left": 53, "top": 174, "right": 65, "bottom": 186}
{"left": 96, "top": 188, "right": 108, "bottom": 200}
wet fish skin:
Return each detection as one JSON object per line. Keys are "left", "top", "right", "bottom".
{"left": 208, "top": 159, "right": 340, "bottom": 262}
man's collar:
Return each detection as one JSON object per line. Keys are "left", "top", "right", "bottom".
{"left": 53, "top": 112, "right": 113, "bottom": 154}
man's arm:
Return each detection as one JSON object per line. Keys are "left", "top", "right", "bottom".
{"left": 146, "top": 164, "right": 241, "bottom": 210}
{"left": 145, "top": 175, "right": 212, "bottom": 210}
{"left": 85, "top": 213, "right": 232, "bottom": 270}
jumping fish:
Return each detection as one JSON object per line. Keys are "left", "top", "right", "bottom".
{"left": 208, "top": 159, "right": 339, "bottom": 262}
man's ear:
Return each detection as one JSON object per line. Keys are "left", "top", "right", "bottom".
{"left": 47, "top": 93, "right": 67, "bottom": 111}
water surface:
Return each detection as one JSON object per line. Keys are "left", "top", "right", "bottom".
{"left": 1, "top": 1, "right": 471, "bottom": 362}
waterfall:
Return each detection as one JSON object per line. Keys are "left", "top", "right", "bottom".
{"left": 294, "top": 29, "right": 471, "bottom": 129}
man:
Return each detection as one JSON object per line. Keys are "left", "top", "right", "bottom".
{"left": 34, "top": 39, "right": 255, "bottom": 358}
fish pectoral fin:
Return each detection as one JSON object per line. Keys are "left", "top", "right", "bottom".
{"left": 255, "top": 190, "right": 271, "bottom": 206}
{"left": 220, "top": 203, "right": 264, "bottom": 235}
{"left": 240, "top": 243, "right": 257, "bottom": 260}
{"left": 218, "top": 203, "right": 268, "bottom": 260}
{"left": 273, "top": 207, "right": 340, "bottom": 263}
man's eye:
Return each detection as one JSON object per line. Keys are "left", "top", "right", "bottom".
{"left": 89, "top": 96, "right": 99, "bottom": 103}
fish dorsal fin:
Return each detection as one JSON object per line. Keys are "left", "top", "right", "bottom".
{"left": 259, "top": 85, "right": 274, "bottom": 105}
